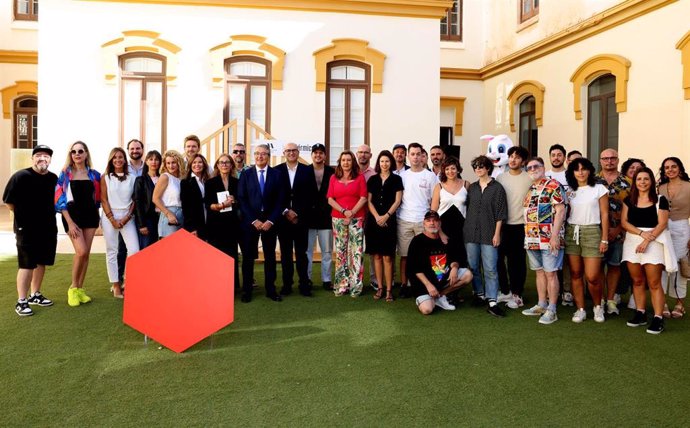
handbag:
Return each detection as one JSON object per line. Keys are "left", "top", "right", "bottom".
{"left": 680, "top": 253, "right": 690, "bottom": 278}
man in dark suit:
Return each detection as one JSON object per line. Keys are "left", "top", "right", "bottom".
{"left": 306, "top": 143, "right": 335, "bottom": 290}
{"left": 237, "top": 143, "right": 284, "bottom": 302}
{"left": 275, "top": 142, "right": 316, "bottom": 297}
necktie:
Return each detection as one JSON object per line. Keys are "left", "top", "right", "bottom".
{"left": 259, "top": 169, "right": 265, "bottom": 195}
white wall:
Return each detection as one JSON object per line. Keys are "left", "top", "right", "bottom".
{"left": 39, "top": 0, "right": 440, "bottom": 171}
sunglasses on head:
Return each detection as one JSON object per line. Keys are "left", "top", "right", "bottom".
{"left": 71, "top": 149, "right": 85, "bottom": 155}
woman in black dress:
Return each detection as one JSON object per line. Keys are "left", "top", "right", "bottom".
{"left": 205, "top": 153, "right": 241, "bottom": 290}
{"left": 181, "top": 154, "right": 210, "bottom": 239}
{"left": 133, "top": 150, "right": 161, "bottom": 249}
{"left": 365, "top": 150, "right": 403, "bottom": 302}
{"left": 55, "top": 141, "right": 101, "bottom": 307}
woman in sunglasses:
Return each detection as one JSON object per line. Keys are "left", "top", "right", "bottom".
{"left": 55, "top": 141, "right": 101, "bottom": 307}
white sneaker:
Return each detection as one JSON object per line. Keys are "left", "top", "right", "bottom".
{"left": 593, "top": 305, "right": 605, "bottom": 323}
{"left": 538, "top": 310, "right": 558, "bottom": 325}
{"left": 434, "top": 295, "right": 456, "bottom": 311}
{"left": 606, "top": 300, "right": 620, "bottom": 315}
{"left": 497, "top": 292, "right": 512, "bottom": 303}
{"left": 627, "top": 295, "right": 636, "bottom": 310}
{"left": 507, "top": 294, "right": 524, "bottom": 309}
{"left": 571, "top": 308, "right": 587, "bottom": 323}
{"left": 613, "top": 293, "right": 621, "bottom": 305}
{"left": 522, "top": 305, "right": 546, "bottom": 316}
{"left": 561, "top": 292, "right": 574, "bottom": 306}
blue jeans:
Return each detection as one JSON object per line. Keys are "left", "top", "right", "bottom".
{"left": 465, "top": 242, "right": 499, "bottom": 301}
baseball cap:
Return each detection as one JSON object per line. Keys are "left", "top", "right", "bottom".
{"left": 424, "top": 210, "right": 440, "bottom": 220}
{"left": 311, "top": 143, "right": 326, "bottom": 153}
{"left": 32, "top": 145, "right": 53, "bottom": 156}
{"left": 392, "top": 144, "right": 406, "bottom": 152}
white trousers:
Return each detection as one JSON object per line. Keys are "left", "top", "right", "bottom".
{"left": 661, "top": 219, "right": 690, "bottom": 298}
{"left": 307, "top": 228, "right": 332, "bottom": 282}
{"left": 102, "top": 208, "right": 140, "bottom": 283}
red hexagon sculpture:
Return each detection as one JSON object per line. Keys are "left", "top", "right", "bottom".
{"left": 123, "top": 229, "right": 234, "bottom": 353}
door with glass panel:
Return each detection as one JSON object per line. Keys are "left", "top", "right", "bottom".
{"left": 326, "top": 60, "right": 370, "bottom": 165}
{"left": 13, "top": 96, "right": 38, "bottom": 149}
{"left": 224, "top": 57, "right": 271, "bottom": 146}
{"left": 120, "top": 53, "right": 166, "bottom": 153}
{"left": 587, "top": 74, "right": 618, "bottom": 157}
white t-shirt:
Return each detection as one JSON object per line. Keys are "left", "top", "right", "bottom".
{"left": 567, "top": 183, "right": 608, "bottom": 225}
{"left": 398, "top": 168, "right": 439, "bottom": 222}
{"left": 546, "top": 170, "right": 568, "bottom": 190}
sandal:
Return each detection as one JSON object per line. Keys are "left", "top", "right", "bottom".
{"left": 662, "top": 303, "right": 671, "bottom": 319}
{"left": 374, "top": 288, "right": 383, "bottom": 300}
{"left": 672, "top": 302, "right": 685, "bottom": 318}
{"left": 385, "top": 289, "right": 394, "bottom": 303}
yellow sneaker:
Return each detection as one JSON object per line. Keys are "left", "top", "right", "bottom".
{"left": 67, "top": 288, "right": 81, "bottom": 307}
{"left": 76, "top": 288, "right": 92, "bottom": 304}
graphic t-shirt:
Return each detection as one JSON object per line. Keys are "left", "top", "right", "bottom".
{"left": 523, "top": 178, "right": 566, "bottom": 250}
{"left": 406, "top": 233, "right": 460, "bottom": 297}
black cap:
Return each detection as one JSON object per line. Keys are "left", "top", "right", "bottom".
{"left": 32, "top": 145, "right": 53, "bottom": 156}
{"left": 392, "top": 144, "right": 406, "bottom": 152}
{"left": 424, "top": 210, "right": 440, "bottom": 220}
{"left": 311, "top": 143, "right": 326, "bottom": 153}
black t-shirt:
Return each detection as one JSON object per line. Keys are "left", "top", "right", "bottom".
{"left": 406, "top": 233, "right": 460, "bottom": 297}
{"left": 2, "top": 167, "right": 58, "bottom": 242}
{"left": 624, "top": 195, "right": 669, "bottom": 228}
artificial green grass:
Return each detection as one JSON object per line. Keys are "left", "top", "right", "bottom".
{"left": 1, "top": 254, "right": 688, "bottom": 426}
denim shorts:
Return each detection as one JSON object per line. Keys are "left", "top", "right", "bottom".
{"left": 602, "top": 239, "right": 623, "bottom": 266}
{"left": 527, "top": 249, "right": 564, "bottom": 272}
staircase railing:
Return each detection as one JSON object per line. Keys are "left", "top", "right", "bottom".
{"left": 199, "top": 119, "right": 237, "bottom": 165}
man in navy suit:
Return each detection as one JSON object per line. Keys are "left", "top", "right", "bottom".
{"left": 238, "top": 143, "right": 284, "bottom": 302}
{"left": 275, "top": 142, "right": 316, "bottom": 297}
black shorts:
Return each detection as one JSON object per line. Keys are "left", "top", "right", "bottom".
{"left": 17, "top": 239, "right": 57, "bottom": 269}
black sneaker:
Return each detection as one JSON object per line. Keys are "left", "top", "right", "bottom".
{"left": 322, "top": 281, "right": 333, "bottom": 291}
{"left": 646, "top": 316, "right": 664, "bottom": 335}
{"left": 370, "top": 281, "right": 379, "bottom": 291}
{"left": 627, "top": 310, "right": 648, "bottom": 327}
{"left": 471, "top": 294, "right": 486, "bottom": 307}
{"left": 27, "top": 292, "right": 54, "bottom": 307}
{"left": 398, "top": 286, "right": 411, "bottom": 299}
{"left": 487, "top": 304, "right": 505, "bottom": 318}
{"left": 15, "top": 301, "right": 33, "bottom": 317}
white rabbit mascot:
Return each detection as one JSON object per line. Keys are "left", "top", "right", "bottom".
{"left": 481, "top": 134, "right": 515, "bottom": 178}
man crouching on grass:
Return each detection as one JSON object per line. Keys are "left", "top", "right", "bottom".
{"left": 406, "top": 210, "right": 472, "bottom": 315}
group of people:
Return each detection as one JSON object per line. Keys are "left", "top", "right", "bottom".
{"left": 4, "top": 138, "right": 689, "bottom": 335}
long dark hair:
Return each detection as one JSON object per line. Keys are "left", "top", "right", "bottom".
{"left": 439, "top": 156, "right": 463, "bottom": 183}
{"left": 142, "top": 150, "right": 162, "bottom": 177}
{"left": 374, "top": 150, "right": 395, "bottom": 174}
{"left": 658, "top": 157, "right": 690, "bottom": 184}
{"left": 186, "top": 154, "right": 210, "bottom": 182}
{"left": 334, "top": 151, "right": 359, "bottom": 179}
{"left": 104, "top": 147, "right": 129, "bottom": 181}
{"left": 565, "top": 158, "right": 596, "bottom": 190}
{"left": 629, "top": 167, "right": 658, "bottom": 206}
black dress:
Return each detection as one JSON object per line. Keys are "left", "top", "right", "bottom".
{"left": 205, "top": 175, "right": 240, "bottom": 289}
{"left": 61, "top": 180, "right": 100, "bottom": 232}
{"left": 365, "top": 173, "right": 404, "bottom": 256}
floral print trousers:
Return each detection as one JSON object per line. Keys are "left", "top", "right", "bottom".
{"left": 332, "top": 217, "right": 364, "bottom": 296}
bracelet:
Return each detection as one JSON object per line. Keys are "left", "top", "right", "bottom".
{"left": 601, "top": 240, "right": 608, "bottom": 244}
{"left": 638, "top": 230, "right": 643, "bottom": 235}
{"left": 341, "top": 208, "right": 346, "bottom": 214}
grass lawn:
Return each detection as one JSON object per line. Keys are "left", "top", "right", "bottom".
{"left": 1, "top": 253, "right": 688, "bottom": 426}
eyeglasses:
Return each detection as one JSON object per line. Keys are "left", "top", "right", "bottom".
{"left": 232, "top": 150, "right": 245, "bottom": 154}
{"left": 526, "top": 164, "right": 543, "bottom": 171}
{"left": 71, "top": 149, "right": 85, "bottom": 155}
{"left": 255, "top": 152, "right": 269, "bottom": 157}
{"left": 218, "top": 161, "right": 232, "bottom": 166}
{"left": 284, "top": 149, "right": 299, "bottom": 153}
{"left": 471, "top": 164, "right": 486, "bottom": 170}
{"left": 600, "top": 156, "right": 618, "bottom": 161}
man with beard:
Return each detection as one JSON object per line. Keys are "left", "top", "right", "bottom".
{"left": 392, "top": 144, "right": 409, "bottom": 175}
{"left": 232, "top": 143, "right": 247, "bottom": 177}
{"left": 3, "top": 145, "right": 58, "bottom": 316}
{"left": 429, "top": 145, "right": 445, "bottom": 177}
{"left": 407, "top": 210, "right": 472, "bottom": 315}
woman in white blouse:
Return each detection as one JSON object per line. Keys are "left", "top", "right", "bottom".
{"left": 153, "top": 150, "right": 186, "bottom": 238}
{"left": 100, "top": 147, "right": 139, "bottom": 298}
{"left": 564, "top": 158, "right": 609, "bottom": 323}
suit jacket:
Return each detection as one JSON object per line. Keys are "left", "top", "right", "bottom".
{"left": 180, "top": 175, "right": 207, "bottom": 238}
{"left": 133, "top": 174, "right": 159, "bottom": 229}
{"left": 275, "top": 162, "right": 316, "bottom": 222}
{"left": 306, "top": 164, "right": 335, "bottom": 230}
{"left": 238, "top": 165, "right": 284, "bottom": 226}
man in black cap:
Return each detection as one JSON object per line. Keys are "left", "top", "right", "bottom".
{"left": 3, "top": 145, "right": 58, "bottom": 316}
{"left": 406, "top": 210, "right": 472, "bottom": 315}
{"left": 392, "top": 144, "right": 409, "bottom": 175}
{"left": 306, "top": 143, "right": 335, "bottom": 290}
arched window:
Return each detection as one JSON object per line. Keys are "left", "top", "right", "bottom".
{"left": 225, "top": 56, "right": 271, "bottom": 145}
{"left": 326, "top": 60, "right": 370, "bottom": 164}
{"left": 120, "top": 53, "right": 167, "bottom": 152}
{"left": 13, "top": 96, "right": 37, "bottom": 149}
{"left": 519, "top": 96, "right": 538, "bottom": 157}
{"left": 587, "top": 74, "right": 618, "bottom": 156}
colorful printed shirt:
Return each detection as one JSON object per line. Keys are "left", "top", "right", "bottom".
{"left": 595, "top": 172, "right": 631, "bottom": 242}
{"left": 523, "top": 177, "right": 566, "bottom": 250}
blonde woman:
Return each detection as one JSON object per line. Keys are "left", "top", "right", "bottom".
{"left": 55, "top": 141, "right": 101, "bottom": 307}
{"left": 152, "top": 150, "right": 186, "bottom": 238}
{"left": 101, "top": 147, "right": 139, "bottom": 298}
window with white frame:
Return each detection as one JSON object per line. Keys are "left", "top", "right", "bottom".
{"left": 225, "top": 56, "right": 271, "bottom": 146}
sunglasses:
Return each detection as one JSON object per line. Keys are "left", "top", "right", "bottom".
{"left": 471, "top": 164, "right": 486, "bottom": 170}
{"left": 526, "top": 164, "right": 543, "bottom": 171}
{"left": 71, "top": 149, "right": 85, "bottom": 155}
{"left": 232, "top": 150, "right": 245, "bottom": 154}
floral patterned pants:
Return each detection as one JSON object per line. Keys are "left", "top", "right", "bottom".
{"left": 332, "top": 217, "right": 364, "bottom": 296}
